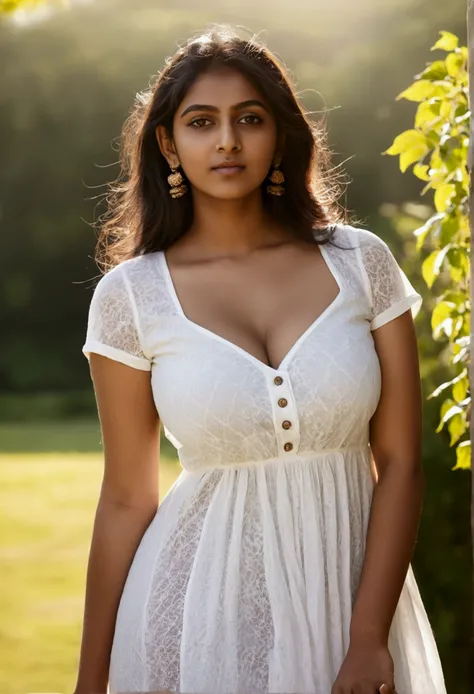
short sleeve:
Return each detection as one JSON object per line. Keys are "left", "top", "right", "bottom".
{"left": 359, "top": 229, "right": 423, "bottom": 331}
{"left": 82, "top": 264, "right": 152, "bottom": 371}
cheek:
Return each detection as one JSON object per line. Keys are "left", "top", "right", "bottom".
{"left": 172, "top": 128, "right": 207, "bottom": 167}
{"left": 171, "top": 124, "right": 278, "bottom": 185}
{"left": 246, "top": 123, "right": 278, "bottom": 155}
{"left": 175, "top": 124, "right": 277, "bottom": 152}
{"left": 249, "top": 129, "right": 276, "bottom": 153}
{"left": 249, "top": 134, "right": 278, "bottom": 172}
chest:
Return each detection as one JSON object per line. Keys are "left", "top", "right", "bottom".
{"left": 132, "top": 238, "right": 380, "bottom": 468}
{"left": 159, "top": 244, "right": 342, "bottom": 372}
{"left": 147, "top": 300, "right": 381, "bottom": 469}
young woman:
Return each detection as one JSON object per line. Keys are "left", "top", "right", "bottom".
{"left": 75, "top": 24, "right": 446, "bottom": 694}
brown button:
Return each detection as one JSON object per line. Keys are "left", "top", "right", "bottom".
{"left": 278, "top": 398, "right": 288, "bottom": 408}
{"left": 282, "top": 420, "right": 292, "bottom": 430}
{"left": 283, "top": 442, "right": 293, "bottom": 452}
{"left": 274, "top": 376, "right": 283, "bottom": 386}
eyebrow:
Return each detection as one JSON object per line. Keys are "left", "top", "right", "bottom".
{"left": 180, "top": 99, "right": 269, "bottom": 118}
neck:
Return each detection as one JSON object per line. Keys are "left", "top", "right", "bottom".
{"left": 182, "top": 189, "right": 292, "bottom": 258}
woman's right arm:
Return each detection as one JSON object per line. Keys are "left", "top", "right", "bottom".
{"left": 73, "top": 353, "right": 160, "bottom": 694}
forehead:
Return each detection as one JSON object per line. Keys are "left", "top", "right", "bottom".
{"left": 179, "top": 66, "right": 266, "bottom": 108}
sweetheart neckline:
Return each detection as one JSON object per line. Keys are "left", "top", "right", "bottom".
{"left": 158, "top": 242, "right": 343, "bottom": 375}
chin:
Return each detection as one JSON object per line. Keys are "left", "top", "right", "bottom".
{"left": 215, "top": 192, "right": 254, "bottom": 201}
{"left": 204, "top": 185, "right": 263, "bottom": 201}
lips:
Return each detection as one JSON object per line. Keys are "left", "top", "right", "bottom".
{"left": 211, "top": 163, "right": 246, "bottom": 176}
{"left": 212, "top": 162, "right": 245, "bottom": 170}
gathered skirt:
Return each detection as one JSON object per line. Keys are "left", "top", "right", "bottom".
{"left": 108, "top": 448, "right": 446, "bottom": 693}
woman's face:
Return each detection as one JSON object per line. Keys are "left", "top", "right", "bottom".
{"left": 156, "top": 66, "right": 280, "bottom": 200}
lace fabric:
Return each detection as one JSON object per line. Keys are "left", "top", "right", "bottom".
{"left": 82, "top": 224, "right": 422, "bottom": 370}
{"left": 82, "top": 225, "right": 444, "bottom": 694}
{"left": 83, "top": 261, "right": 152, "bottom": 370}
{"left": 357, "top": 228, "right": 422, "bottom": 330}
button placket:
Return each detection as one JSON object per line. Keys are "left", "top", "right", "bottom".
{"left": 268, "top": 372, "right": 300, "bottom": 455}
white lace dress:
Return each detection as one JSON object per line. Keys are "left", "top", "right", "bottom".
{"left": 82, "top": 223, "right": 446, "bottom": 694}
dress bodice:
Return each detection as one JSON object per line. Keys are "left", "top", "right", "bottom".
{"left": 82, "top": 223, "right": 422, "bottom": 472}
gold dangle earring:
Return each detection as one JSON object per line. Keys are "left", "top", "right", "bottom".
{"left": 167, "top": 164, "right": 188, "bottom": 199}
{"left": 266, "top": 155, "right": 285, "bottom": 196}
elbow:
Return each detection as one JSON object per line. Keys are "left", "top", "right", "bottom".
{"left": 99, "top": 488, "right": 159, "bottom": 519}
{"left": 375, "top": 462, "right": 425, "bottom": 510}
{"left": 375, "top": 455, "right": 425, "bottom": 489}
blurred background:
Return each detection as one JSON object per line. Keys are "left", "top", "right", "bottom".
{"left": 0, "top": 0, "right": 471, "bottom": 692}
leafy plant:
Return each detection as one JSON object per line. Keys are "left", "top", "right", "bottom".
{"left": 384, "top": 30, "right": 471, "bottom": 470}
{"left": 0, "top": 0, "right": 66, "bottom": 15}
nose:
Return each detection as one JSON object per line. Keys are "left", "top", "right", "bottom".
{"left": 216, "top": 121, "right": 242, "bottom": 153}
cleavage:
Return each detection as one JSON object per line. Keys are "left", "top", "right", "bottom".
{"left": 165, "top": 245, "right": 340, "bottom": 370}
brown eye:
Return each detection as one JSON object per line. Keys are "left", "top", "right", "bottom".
{"left": 189, "top": 118, "right": 212, "bottom": 128}
{"left": 239, "top": 115, "right": 262, "bottom": 124}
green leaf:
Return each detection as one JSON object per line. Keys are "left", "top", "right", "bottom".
{"left": 437, "top": 316, "right": 453, "bottom": 338}
{"left": 452, "top": 374, "right": 468, "bottom": 403}
{"left": 442, "top": 152, "right": 464, "bottom": 177}
{"left": 425, "top": 129, "right": 442, "bottom": 148}
{"left": 447, "top": 247, "right": 470, "bottom": 284}
{"left": 442, "top": 290, "right": 465, "bottom": 304}
{"left": 453, "top": 347, "right": 468, "bottom": 364}
{"left": 434, "top": 183, "right": 456, "bottom": 212}
{"left": 413, "top": 214, "right": 442, "bottom": 251}
{"left": 449, "top": 266, "right": 463, "bottom": 284}
{"left": 416, "top": 60, "right": 447, "bottom": 81}
{"left": 454, "top": 347, "right": 470, "bottom": 365}
{"left": 413, "top": 163, "right": 430, "bottom": 181}
{"left": 461, "top": 313, "right": 471, "bottom": 339}
{"left": 439, "top": 99, "right": 453, "bottom": 119}
{"left": 429, "top": 382, "right": 453, "bottom": 400}
{"left": 431, "top": 31, "right": 459, "bottom": 52}
{"left": 453, "top": 338, "right": 471, "bottom": 364}
{"left": 454, "top": 336, "right": 470, "bottom": 349}
{"left": 400, "top": 144, "right": 429, "bottom": 172}
{"left": 435, "top": 398, "right": 455, "bottom": 427}
{"left": 436, "top": 402, "right": 462, "bottom": 433}
{"left": 440, "top": 216, "right": 459, "bottom": 246}
{"left": 0, "top": 0, "right": 58, "bottom": 14}
{"left": 454, "top": 108, "right": 470, "bottom": 124}
{"left": 396, "top": 80, "right": 444, "bottom": 102}
{"left": 431, "top": 301, "right": 455, "bottom": 335}
{"left": 448, "top": 412, "right": 466, "bottom": 446}
{"left": 447, "top": 246, "right": 468, "bottom": 268}
{"left": 452, "top": 314, "right": 465, "bottom": 339}
{"left": 383, "top": 33, "right": 470, "bottom": 458}
{"left": 446, "top": 52, "right": 465, "bottom": 78}
{"left": 458, "top": 314, "right": 468, "bottom": 338}
{"left": 442, "top": 402, "right": 463, "bottom": 421}
{"left": 428, "top": 150, "right": 444, "bottom": 173}
{"left": 452, "top": 368, "right": 468, "bottom": 383}
{"left": 452, "top": 441, "right": 471, "bottom": 470}
{"left": 422, "top": 246, "right": 450, "bottom": 288}
{"left": 384, "top": 129, "right": 427, "bottom": 155}
{"left": 415, "top": 100, "right": 441, "bottom": 129}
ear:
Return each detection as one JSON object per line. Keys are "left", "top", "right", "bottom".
{"left": 155, "top": 125, "right": 180, "bottom": 168}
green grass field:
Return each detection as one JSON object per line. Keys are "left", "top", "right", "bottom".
{"left": 0, "top": 420, "right": 181, "bottom": 694}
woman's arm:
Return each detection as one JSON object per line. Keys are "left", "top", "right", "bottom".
{"left": 350, "top": 308, "right": 424, "bottom": 644}
{"left": 73, "top": 354, "right": 160, "bottom": 694}
{"left": 332, "top": 308, "right": 424, "bottom": 694}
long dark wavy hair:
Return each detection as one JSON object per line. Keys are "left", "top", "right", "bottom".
{"left": 94, "top": 24, "right": 352, "bottom": 272}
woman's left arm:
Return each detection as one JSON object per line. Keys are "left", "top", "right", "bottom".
{"left": 351, "top": 306, "right": 424, "bottom": 642}
{"left": 332, "top": 308, "right": 424, "bottom": 694}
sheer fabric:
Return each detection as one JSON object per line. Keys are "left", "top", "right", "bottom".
{"left": 82, "top": 224, "right": 445, "bottom": 693}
